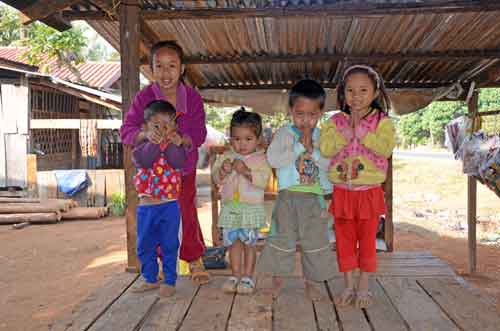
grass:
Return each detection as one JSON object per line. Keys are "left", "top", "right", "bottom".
{"left": 393, "top": 158, "right": 500, "bottom": 241}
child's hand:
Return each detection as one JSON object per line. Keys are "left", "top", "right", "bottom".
{"left": 145, "top": 124, "right": 164, "bottom": 144}
{"left": 299, "top": 129, "right": 313, "bottom": 153}
{"left": 166, "top": 131, "right": 183, "bottom": 146}
{"left": 222, "top": 159, "right": 233, "bottom": 174}
{"left": 233, "top": 159, "right": 252, "bottom": 181}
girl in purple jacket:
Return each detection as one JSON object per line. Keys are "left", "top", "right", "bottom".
{"left": 120, "top": 41, "right": 209, "bottom": 285}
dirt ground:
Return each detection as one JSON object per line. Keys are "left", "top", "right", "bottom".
{"left": 1, "top": 162, "right": 500, "bottom": 330}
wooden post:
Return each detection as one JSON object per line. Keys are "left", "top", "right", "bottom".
{"left": 120, "top": 0, "right": 141, "bottom": 272}
{"left": 467, "top": 91, "right": 479, "bottom": 274}
{"left": 384, "top": 156, "right": 394, "bottom": 251}
{"left": 26, "top": 154, "right": 38, "bottom": 198}
{"left": 209, "top": 147, "right": 220, "bottom": 245}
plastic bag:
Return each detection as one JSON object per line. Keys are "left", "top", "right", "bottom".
{"left": 460, "top": 132, "right": 489, "bottom": 176}
{"left": 478, "top": 145, "right": 500, "bottom": 198}
{"left": 202, "top": 246, "right": 227, "bottom": 269}
{"left": 446, "top": 115, "right": 482, "bottom": 159}
{"left": 54, "top": 170, "right": 90, "bottom": 196}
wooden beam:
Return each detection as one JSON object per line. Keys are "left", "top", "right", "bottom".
{"left": 30, "top": 119, "right": 122, "bottom": 129}
{"left": 120, "top": 0, "right": 141, "bottom": 273}
{"left": 467, "top": 91, "right": 479, "bottom": 274}
{"left": 62, "top": 1, "right": 500, "bottom": 21}
{"left": 26, "top": 154, "right": 38, "bottom": 199}
{"left": 34, "top": 81, "right": 121, "bottom": 111}
{"left": 384, "top": 156, "right": 394, "bottom": 252}
{"left": 478, "top": 109, "right": 500, "bottom": 117}
{"left": 21, "top": 0, "right": 81, "bottom": 25}
{"left": 0, "top": 58, "right": 39, "bottom": 72}
{"left": 154, "top": 49, "right": 500, "bottom": 65}
{"left": 200, "top": 82, "right": 452, "bottom": 90}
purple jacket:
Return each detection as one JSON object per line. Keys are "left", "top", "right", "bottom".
{"left": 132, "top": 141, "right": 187, "bottom": 170}
{"left": 120, "top": 82, "right": 207, "bottom": 174}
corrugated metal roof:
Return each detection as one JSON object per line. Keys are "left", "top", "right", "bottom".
{"left": 5, "top": 0, "right": 500, "bottom": 89}
{"left": 0, "top": 64, "right": 122, "bottom": 110}
{"left": 0, "top": 47, "right": 121, "bottom": 89}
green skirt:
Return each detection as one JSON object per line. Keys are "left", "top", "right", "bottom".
{"left": 219, "top": 202, "right": 266, "bottom": 229}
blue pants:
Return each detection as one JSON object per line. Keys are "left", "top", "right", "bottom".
{"left": 137, "top": 201, "right": 181, "bottom": 286}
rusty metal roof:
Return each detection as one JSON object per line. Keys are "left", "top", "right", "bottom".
{"left": 4, "top": 0, "right": 500, "bottom": 90}
{"left": 0, "top": 47, "right": 121, "bottom": 89}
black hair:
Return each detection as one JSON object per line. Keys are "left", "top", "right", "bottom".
{"left": 288, "top": 79, "right": 326, "bottom": 110}
{"left": 149, "top": 40, "right": 184, "bottom": 69}
{"left": 337, "top": 65, "right": 391, "bottom": 117}
{"left": 230, "top": 107, "right": 263, "bottom": 138}
{"left": 144, "top": 100, "right": 177, "bottom": 122}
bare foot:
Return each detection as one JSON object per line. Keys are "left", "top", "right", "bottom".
{"left": 159, "top": 284, "right": 176, "bottom": 298}
{"left": 271, "top": 276, "right": 284, "bottom": 298}
{"left": 355, "top": 290, "right": 373, "bottom": 308}
{"left": 304, "top": 280, "right": 324, "bottom": 301}
{"left": 334, "top": 287, "right": 356, "bottom": 307}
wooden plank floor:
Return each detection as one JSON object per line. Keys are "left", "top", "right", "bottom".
{"left": 57, "top": 252, "right": 500, "bottom": 331}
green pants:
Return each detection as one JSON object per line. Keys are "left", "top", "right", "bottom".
{"left": 257, "top": 190, "right": 336, "bottom": 282}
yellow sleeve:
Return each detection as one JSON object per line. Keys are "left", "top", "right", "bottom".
{"left": 319, "top": 120, "right": 348, "bottom": 158}
{"left": 248, "top": 159, "right": 272, "bottom": 190}
{"left": 360, "top": 118, "right": 396, "bottom": 158}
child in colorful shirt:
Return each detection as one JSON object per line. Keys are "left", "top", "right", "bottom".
{"left": 320, "top": 64, "right": 396, "bottom": 308}
{"left": 212, "top": 109, "right": 272, "bottom": 295}
{"left": 256, "top": 79, "right": 336, "bottom": 301}
{"left": 131, "top": 100, "right": 187, "bottom": 298}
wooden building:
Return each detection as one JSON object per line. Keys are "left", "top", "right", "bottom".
{"left": 0, "top": 63, "right": 122, "bottom": 191}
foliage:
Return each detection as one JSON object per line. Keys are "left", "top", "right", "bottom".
{"left": 21, "top": 23, "right": 86, "bottom": 75}
{"left": 0, "top": 6, "right": 21, "bottom": 46}
{"left": 205, "top": 104, "right": 291, "bottom": 136}
{"left": 261, "top": 111, "right": 289, "bottom": 129}
{"left": 0, "top": 5, "right": 86, "bottom": 76}
{"left": 396, "top": 88, "right": 500, "bottom": 148}
{"left": 205, "top": 105, "right": 231, "bottom": 132}
{"left": 109, "top": 192, "right": 126, "bottom": 216}
{"left": 73, "top": 21, "right": 119, "bottom": 62}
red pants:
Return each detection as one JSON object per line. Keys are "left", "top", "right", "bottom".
{"left": 330, "top": 186, "right": 385, "bottom": 273}
{"left": 178, "top": 171, "right": 206, "bottom": 262}
{"left": 156, "top": 172, "right": 206, "bottom": 263}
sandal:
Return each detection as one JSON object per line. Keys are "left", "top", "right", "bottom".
{"left": 236, "top": 277, "right": 255, "bottom": 295}
{"left": 222, "top": 276, "right": 239, "bottom": 293}
{"left": 355, "top": 290, "right": 373, "bottom": 309}
{"left": 190, "top": 258, "right": 211, "bottom": 285}
{"left": 131, "top": 278, "right": 160, "bottom": 293}
{"left": 334, "top": 287, "right": 356, "bottom": 307}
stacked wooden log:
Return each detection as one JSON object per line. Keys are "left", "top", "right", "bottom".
{"left": 0, "top": 198, "right": 108, "bottom": 227}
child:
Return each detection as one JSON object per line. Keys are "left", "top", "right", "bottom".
{"left": 131, "top": 100, "right": 187, "bottom": 298}
{"left": 320, "top": 64, "right": 396, "bottom": 308}
{"left": 212, "top": 109, "right": 272, "bottom": 294}
{"left": 120, "top": 40, "right": 209, "bottom": 285}
{"left": 256, "top": 79, "right": 336, "bottom": 301}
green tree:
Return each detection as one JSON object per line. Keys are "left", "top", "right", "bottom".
{"left": 261, "top": 111, "right": 288, "bottom": 129}
{"left": 0, "top": 5, "right": 86, "bottom": 78}
{"left": 205, "top": 105, "right": 231, "bottom": 132}
{"left": 396, "top": 88, "right": 500, "bottom": 148}
{"left": 20, "top": 22, "right": 86, "bottom": 77}
{"left": 0, "top": 6, "right": 21, "bottom": 46}
{"left": 479, "top": 88, "right": 500, "bottom": 135}
{"left": 397, "top": 110, "right": 429, "bottom": 147}
{"left": 421, "top": 101, "right": 467, "bottom": 145}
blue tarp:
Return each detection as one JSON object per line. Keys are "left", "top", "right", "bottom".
{"left": 54, "top": 170, "right": 90, "bottom": 197}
